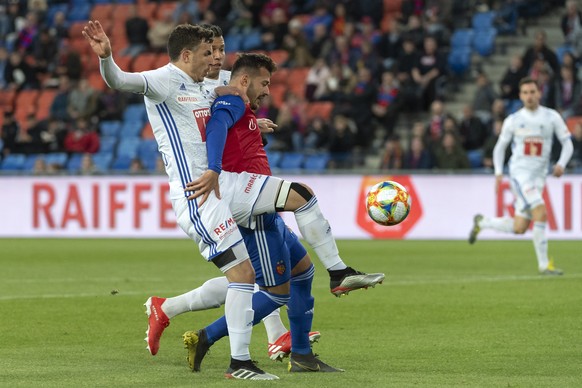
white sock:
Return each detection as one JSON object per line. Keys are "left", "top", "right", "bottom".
{"left": 225, "top": 283, "right": 254, "bottom": 361}
{"left": 480, "top": 216, "right": 514, "bottom": 233}
{"left": 262, "top": 308, "right": 288, "bottom": 343}
{"left": 161, "top": 277, "right": 228, "bottom": 319}
{"left": 294, "top": 197, "right": 345, "bottom": 270}
{"left": 532, "top": 221, "right": 549, "bottom": 271}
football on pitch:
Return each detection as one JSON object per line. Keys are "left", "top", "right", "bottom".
{"left": 366, "top": 180, "right": 411, "bottom": 226}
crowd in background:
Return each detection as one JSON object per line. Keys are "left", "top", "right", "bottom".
{"left": 0, "top": 0, "right": 581, "bottom": 174}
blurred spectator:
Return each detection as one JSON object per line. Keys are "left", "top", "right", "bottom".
{"left": 537, "top": 66, "right": 556, "bottom": 109}
{"left": 433, "top": 132, "right": 470, "bottom": 170}
{"left": 321, "top": 62, "right": 355, "bottom": 102}
{"left": 561, "top": 0, "right": 582, "bottom": 52}
{"left": 67, "top": 78, "right": 97, "bottom": 121}
{"left": 328, "top": 113, "right": 355, "bottom": 168}
{"left": 1, "top": 110, "right": 19, "bottom": 156}
{"left": 49, "top": 11, "right": 69, "bottom": 42}
{"left": 403, "top": 136, "right": 432, "bottom": 169}
{"left": 96, "top": 87, "right": 126, "bottom": 122}
{"left": 346, "top": 66, "right": 376, "bottom": 147}
{"left": 305, "top": 57, "right": 331, "bottom": 101}
{"left": 473, "top": 72, "right": 498, "bottom": 123}
{"left": 371, "top": 70, "right": 400, "bottom": 137}
{"left": 173, "top": 0, "right": 200, "bottom": 24}
{"left": 500, "top": 54, "right": 528, "bottom": 101}
{"left": 31, "top": 27, "right": 58, "bottom": 75}
{"left": 570, "top": 121, "right": 582, "bottom": 168}
{"left": 121, "top": 5, "right": 150, "bottom": 58}
{"left": 282, "top": 18, "right": 313, "bottom": 67}
{"left": 255, "top": 94, "right": 279, "bottom": 121}
{"left": 522, "top": 30, "right": 560, "bottom": 76}
{"left": 155, "top": 156, "right": 166, "bottom": 174}
{"left": 0, "top": 46, "right": 8, "bottom": 89}
{"left": 404, "top": 14, "right": 425, "bottom": 50}
{"left": 490, "top": 98, "right": 507, "bottom": 124}
{"left": 64, "top": 118, "right": 100, "bottom": 154}
{"left": 331, "top": 2, "right": 349, "bottom": 37}
{"left": 395, "top": 37, "right": 421, "bottom": 111}
{"left": 4, "top": 50, "right": 38, "bottom": 90}
{"left": 50, "top": 75, "right": 72, "bottom": 122}
{"left": 260, "top": 7, "right": 288, "bottom": 51}
{"left": 355, "top": 40, "right": 381, "bottom": 76}
{"left": 15, "top": 11, "right": 39, "bottom": 54}
{"left": 54, "top": 39, "right": 82, "bottom": 81}
{"left": 129, "top": 158, "right": 146, "bottom": 174}
{"left": 272, "top": 103, "right": 296, "bottom": 151}
{"left": 304, "top": 3, "right": 333, "bottom": 41}
{"left": 32, "top": 156, "right": 47, "bottom": 175}
{"left": 309, "top": 23, "right": 333, "bottom": 60}
{"left": 376, "top": 22, "right": 402, "bottom": 71}
{"left": 148, "top": 10, "right": 176, "bottom": 53}
{"left": 33, "top": 118, "right": 67, "bottom": 153}
{"left": 28, "top": 0, "right": 47, "bottom": 23}
{"left": 426, "top": 99, "right": 448, "bottom": 146}
{"left": 327, "top": 34, "right": 358, "bottom": 70}
{"left": 411, "top": 36, "right": 446, "bottom": 110}
{"left": 459, "top": 105, "right": 489, "bottom": 151}
{"left": 554, "top": 65, "right": 580, "bottom": 119}
{"left": 378, "top": 134, "right": 403, "bottom": 170}
{"left": 300, "top": 117, "right": 330, "bottom": 153}
{"left": 80, "top": 153, "right": 97, "bottom": 175}
{"left": 483, "top": 119, "right": 510, "bottom": 169}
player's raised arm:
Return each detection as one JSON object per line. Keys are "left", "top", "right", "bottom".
{"left": 82, "top": 20, "right": 146, "bottom": 94}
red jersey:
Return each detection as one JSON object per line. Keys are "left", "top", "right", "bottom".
{"left": 222, "top": 104, "right": 272, "bottom": 175}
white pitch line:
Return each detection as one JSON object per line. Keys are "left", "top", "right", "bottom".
{"left": 0, "top": 273, "right": 579, "bottom": 301}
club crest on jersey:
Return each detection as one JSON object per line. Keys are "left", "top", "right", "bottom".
{"left": 177, "top": 95, "right": 198, "bottom": 103}
{"left": 249, "top": 119, "right": 257, "bottom": 131}
{"left": 276, "top": 261, "right": 286, "bottom": 275}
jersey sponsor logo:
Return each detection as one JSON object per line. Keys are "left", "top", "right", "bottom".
{"left": 213, "top": 217, "right": 237, "bottom": 239}
{"left": 214, "top": 100, "right": 231, "bottom": 106}
{"left": 179, "top": 83, "right": 186, "bottom": 91}
{"left": 524, "top": 136, "right": 543, "bottom": 156}
{"left": 192, "top": 108, "right": 210, "bottom": 141}
{"left": 244, "top": 174, "right": 259, "bottom": 193}
{"left": 177, "top": 95, "right": 198, "bottom": 103}
{"left": 249, "top": 119, "right": 257, "bottom": 131}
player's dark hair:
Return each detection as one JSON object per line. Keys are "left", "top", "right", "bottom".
{"left": 519, "top": 77, "right": 538, "bottom": 89}
{"left": 167, "top": 24, "right": 214, "bottom": 62}
{"left": 200, "top": 24, "right": 223, "bottom": 38}
{"left": 231, "top": 53, "right": 277, "bottom": 77}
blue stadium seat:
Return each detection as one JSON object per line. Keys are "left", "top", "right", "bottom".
{"left": 467, "top": 149, "right": 484, "bottom": 169}
{"left": 557, "top": 45, "right": 576, "bottom": 65}
{"left": 99, "top": 136, "right": 118, "bottom": 155}
{"left": 451, "top": 29, "right": 474, "bottom": 49}
{"left": 45, "top": 4, "right": 69, "bottom": 27}
{"left": 224, "top": 34, "right": 242, "bottom": 52}
{"left": 506, "top": 99, "right": 523, "bottom": 114}
{"left": 119, "top": 122, "right": 143, "bottom": 138}
{"left": 45, "top": 152, "right": 68, "bottom": 167}
{"left": 92, "top": 153, "right": 113, "bottom": 172}
{"left": 116, "top": 138, "right": 140, "bottom": 158}
{"left": 123, "top": 104, "right": 147, "bottom": 123}
{"left": 111, "top": 155, "right": 133, "bottom": 171}
{"left": 473, "top": 29, "right": 497, "bottom": 57}
{"left": 100, "top": 121, "right": 122, "bottom": 138}
{"left": 66, "top": 153, "right": 84, "bottom": 172}
{"left": 67, "top": 4, "right": 91, "bottom": 22}
{"left": 472, "top": 11, "right": 496, "bottom": 31}
{"left": 24, "top": 154, "right": 43, "bottom": 171}
{"left": 0, "top": 154, "right": 26, "bottom": 171}
{"left": 266, "top": 151, "right": 282, "bottom": 168}
{"left": 241, "top": 29, "right": 262, "bottom": 51}
{"left": 448, "top": 48, "right": 472, "bottom": 76}
{"left": 138, "top": 139, "right": 159, "bottom": 159}
{"left": 303, "top": 153, "right": 330, "bottom": 171}
{"left": 279, "top": 152, "right": 304, "bottom": 170}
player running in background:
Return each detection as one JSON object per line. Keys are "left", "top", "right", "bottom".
{"left": 469, "top": 77, "right": 573, "bottom": 275}
{"left": 145, "top": 24, "right": 384, "bottom": 365}
{"left": 83, "top": 21, "right": 279, "bottom": 380}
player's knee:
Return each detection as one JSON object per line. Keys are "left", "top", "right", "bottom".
{"left": 275, "top": 181, "right": 314, "bottom": 211}
{"left": 514, "top": 226, "right": 527, "bottom": 234}
{"left": 291, "top": 255, "right": 313, "bottom": 276}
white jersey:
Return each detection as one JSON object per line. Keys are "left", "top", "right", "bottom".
{"left": 494, "top": 106, "right": 572, "bottom": 179}
{"left": 203, "top": 69, "right": 231, "bottom": 98}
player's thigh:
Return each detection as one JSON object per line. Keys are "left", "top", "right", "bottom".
{"left": 239, "top": 213, "right": 291, "bottom": 288}
{"left": 172, "top": 195, "right": 248, "bottom": 268}
{"left": 510, "top": 176, "right": 544, "bottom": 219}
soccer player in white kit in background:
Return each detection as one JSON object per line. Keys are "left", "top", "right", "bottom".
{"left": 469, "top": 77, "right": 573, "bottom": 275}
{"left": 82, "top": 21, "right": 279, "bottom": 380}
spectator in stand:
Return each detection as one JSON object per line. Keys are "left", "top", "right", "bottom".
{"left": 482, "top": 119, "right": 510, "bottom": 170}
{"left": 305, "top": 57, "right": 331, "bottom": 101}
{"left": 148, "top": 10, "right": 176, "bottom": 53}
{"left": 50, "top": 75, "right": 72, "bottom": 122}
{"left": 67, "top": 78, "right": 97, "bottom": 121}
{"left": 412, "top": 36, "right": 446, "bottom": 111}
{"left": 331, "top": 2, "right": 349, "bottom": 37}
{"left": 63, "top": 118, "right": 99, "bottom": 154}
{"left": 2, "top": 1, "right": 22, "bottom": 52}
{"left": 490, "top": 98, "right": 507, "bottom": 124}
{"left": 31, "top": 27, "right": 58, "bottom": 75}
{"left": 155, "top": 156, "right": 165, "bottom": 174}
{"left": 433, "top": 131, "right": 470, "bottom": 170}
{"left": 371, "top": 70, "right": 400, "bottom": 137}
{"left": 328, "top": 113, "right": 356, "bottom": 168}
{"left": 304, "top": 2, "right": 333, "bottom": 41}
{"left": 15, "top": 11, "right": 39, "bottom": 54}
{"left": 378, "top": 134, "right": 403, "bottom": 170}
{"left": 173, "top": 0, "right": 200, "bottom": 24}
{"left": 23, "top": 114, "right": 50, "bottom": 154}
{"left": 473, "top": 71, "right": 498, "bottom": 123}
{"left": 321, "top": 62, "right": 355, "bottom": 102}
{"left": 282, "top": 18, "right": 313, "bottom": 68}
{"left": 376, "top": 21, "right": 402, "bottom": 71}
{"left": 54, "top": 39, "right": 82, "bottom": 81}
{"left": 96, "top": 87, "right": 126, "bottom": 122}
{"left": 570, "top": 121, "right": 582, "bottom": 168}
{"left": 355, "top": 40, "right": 381, "bottom": 76}
{"left": 4, "top": 50, "right": 38, "bottom": 90}
{"left": 561, "top": 0, "right": 582, "bottom": 52}
{"left": 129, "top": 158, "right": 146, "bottom": 174}
{"left": 79, "top": 153, "right": 97, "bottom": 175}
{"left": 537, "top": 66, "right": 556, "bottom": 109}
{"left": 1, "top": 110, "right": 19, "bottom": 156}
{"left": 562, "top": 51, "right": 579, "bottom": 75}
{"left": 459, "top": 105, "right": 489, "bottom": 152}
{"left": 522, "top": 30, "right": 560, "bottom": 76}
{"left": 35, "top": 118, "right": 67, "bottom": 153}
{"left": 426, "top": 99, "right": 449, "bottom": 147}
{"left": 260, "top": 7, "right": 288, "bottom": 51}
{"left": 554, "top": 65, "right": 580, "bottom": 119}
{"left": 395, "top": 36, "right": 421, "bottom": 111}
{"left": 121, "top": 5, "right": 150, "bottom": 58}
{"left": 254, "top": 94, "right": 278, "bottom": 123}
{"left": 500, "top": 54, "right": 528, "bottom": 101}
{"left": 346, "top": 66, "right": 377, "bottom": 147}
{"left": 32, "top": 157, "right": 47, "bottom": 175}
{"left": 301, "top": 116, "right": 330, "bottom": 153}
{"left": 309, "top": 23, "right": 333, "bottom": 60}
{"left": 49, "top": 11, "right": 69, "bottom": 43}
{"left": 403, "top": 136, "right": 432, "bottom": 170}
{"left": 404, "top": 14, "right": 425, "bottom": 50}
{"left": 28, "top": 0, "right": 47, "bottom": 23}
{"left": 0, "top": 47, "right": 8, "bottom": 89}
{"left": 271, "top": 104, "right": 295, "bottom": 151}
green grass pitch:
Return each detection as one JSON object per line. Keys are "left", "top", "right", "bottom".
{"left": 1, "top": 239, "right": 581, "bottom": 387}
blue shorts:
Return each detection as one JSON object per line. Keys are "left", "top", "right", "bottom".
{"left": 239, "top": 213, "right": 307, "bottom": 287}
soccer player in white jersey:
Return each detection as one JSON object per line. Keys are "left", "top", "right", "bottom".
{"left": 469, "top": 77, "right": 573, "bottom": 275}
{"left": 82, "top": 21, "right": 279, "bottom": 380}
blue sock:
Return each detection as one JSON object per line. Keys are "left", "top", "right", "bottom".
{"left": 205, "top": 290, "right": 289, "bottom": 344}
{"left": 288, "top": 264, "right": 315, "bottom": 355}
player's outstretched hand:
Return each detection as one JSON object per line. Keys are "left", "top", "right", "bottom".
{"left": 184, "top": 170, "right": 221, "bottom": 206}
{"left": 82, "top": 20, "right": 112, "bottom": 59}
{"left": 552, "top": 164, "right": 565, "bottom": 177}
{"left": 258, "top": 118, "right": 278, "bottom": 133}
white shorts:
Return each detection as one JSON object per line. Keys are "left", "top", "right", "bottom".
{"left": 509, "top": 175, "right": 546, "bottom": 219}
{"left": 172, "top": 171, "right": 283, "bottom": 268}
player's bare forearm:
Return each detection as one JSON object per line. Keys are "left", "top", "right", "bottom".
{"left": 82, "top": 20, "right": 112, "bottom": 58}
{"left": 184, "top": 170, "right": 221, "bottom": 205}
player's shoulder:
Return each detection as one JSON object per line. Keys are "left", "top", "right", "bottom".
{"left": 540, "top": 105, "right": 562, "bottom": 119}
{"left": 219, "top": 70, "right": 232, "bottom": 85}
{"left": 212, "top": 94, "right": 245, "bottom": 110}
